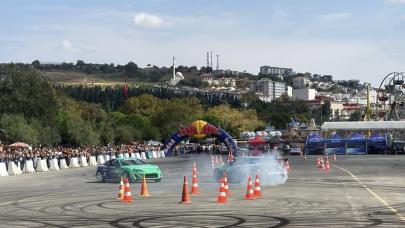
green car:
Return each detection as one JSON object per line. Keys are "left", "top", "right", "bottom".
{"left": 96, "top": 158, "right": 162, "bottom": 183}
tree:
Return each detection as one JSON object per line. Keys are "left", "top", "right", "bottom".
{"left": 31, "top": 60, "right": 41, "bottom": 68}
{"left": 0, "top": 114, "right": 39, "bottom": 146}
{"left": 124, "top": 62, "right": 138, "bottom": 77}
{"left": 76, "top": 60, "right": 85, "bottom": 69}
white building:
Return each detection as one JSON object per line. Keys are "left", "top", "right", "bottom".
{"left": 286, "top": 86, "right": 293, "bottom": 97}
{"left": 293, "top": 88, "right": 316, "bottom": 101}
{"left": 249, "top": 79, "right": 286, "bottom": 102}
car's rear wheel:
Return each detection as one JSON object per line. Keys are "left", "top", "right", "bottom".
{"left": 96, "top": 171, "right": 104, "bottom": 183}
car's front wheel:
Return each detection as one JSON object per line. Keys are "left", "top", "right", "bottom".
{"left": 96, "top": 171, "right": 104, "bottom": 183}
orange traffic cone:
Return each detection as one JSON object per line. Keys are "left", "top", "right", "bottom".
{"left": 193, "top": 161, "right": 197, "bottom": 174}
{"left": 320, "top": 158, "right": 325, "bottom": 170}
{"left": 325, "top": 157, "right": 330, "bottom": 172}
{"left": 245, "top": 176, "right": 254, "bottom": 200}
{"left": 117, "top": 176, "right": 125, "bottom": 200}
{"left": 140, "top": 176, "right": 151, "bottom": 197}
{"left": 304, "top": 154, "right": 307, "bottom": 160}
{"left": 333, "top": 153, "right": 337, "bottom": 161}
{"left": 253, "top": 175, "right": 262, "bottom": 197}
{"left": 217, "top": 178, "right": 228, "bottom": 203}
{"left": 190, "top": 169, "right": 200, "bottom": 194}
{"left": 122, "top": 178, "right": 133, "bottom": 203}
{"left": 316, "top": 156, "right": 321, "bottom": 167}
{"left": 284, "top": 160, "right": 290, "bottom": 172}
{"left": 179, "top": 176, "right": 191, "bottom": 204}
{"left": 223, "top": 172, "right": 231, "bottom": 195}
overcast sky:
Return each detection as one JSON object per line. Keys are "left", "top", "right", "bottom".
{"left": 1, "top": 0, "right": 405, "bottom": 86}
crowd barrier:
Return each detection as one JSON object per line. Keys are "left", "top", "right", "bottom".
{"left": 0, "top": 162, "right": 9, "bottom": 177}
{"left": 80, "top": 156, "right": 88, "bottom": 167}
{"left": 50, "top": 158, "right": 60, "bottom": 171}
{"left": 36, "top": 159, "right": 49, "bottom": 172}
{"left": 60, "top": 159, "right": 69, "bottom": 170}
{"left": 69, "top": 157, "right": 80, "bottom": 168}
{"left": 89, "top": 156, "right": 97, "bottom": 166}
{"left": 8, "top": 161, "right": 22, "bottom": 175}
{"left": 0, "top": 150, "right": 168, "bottom": 179}
{"left": 97, "top": 155, "right": 105, "bottom": 165}
{"left": 23, "top": 160, "right": 35, "bottom": 173}
{"left": 103, "top": 154, "right": 110, "bottom": 162}
{"left": 141, "top": 152, "right": 147, "bottom": 160}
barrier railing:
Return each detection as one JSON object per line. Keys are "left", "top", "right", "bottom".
{"left": 0, "top": 150, "right": 167, "bottom": 178}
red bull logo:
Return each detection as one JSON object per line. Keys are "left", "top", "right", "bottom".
{"left": 178, "top": 120, "right": 219, "bottom": 138}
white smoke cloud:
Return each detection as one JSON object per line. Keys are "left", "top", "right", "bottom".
{"left": 61, "top": 40, "right": 81, "bottom": 53}
{"left": 133, "top": 13, "right": 167, "bottom": 28}
{"left": 237, "top": 151, "right": 288, "bottom": 186}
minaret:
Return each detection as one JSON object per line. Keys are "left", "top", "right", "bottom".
{"left": 210, "top": 51, "right": 213, "bottom": 69}
{"left": 216, "top": 54, "right": 219, "bottom": 71}
{"left": 172, "top": 56, "right": 176, "bottom": 80}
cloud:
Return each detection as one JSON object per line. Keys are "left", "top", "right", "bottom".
{"left": 133, "top": 13, "right": 168, "bottom": 28}
{"left": 61, "top": 40, "right": 81, "bottom": 53}
{"left": 320, "top": 13, "right": 351, "bottom": 20}
{"left": 385, "top": 0, "right": 405, "bottom": 4}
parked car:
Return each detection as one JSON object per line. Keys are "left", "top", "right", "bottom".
{"left": 391, "top": 141, "right": 405, "bottom": 154}
{"left": 289, "top": 147, "right": 302, "bottom": 155}
{"left": 96, "top": 158, "right": 162, "bottom": 183}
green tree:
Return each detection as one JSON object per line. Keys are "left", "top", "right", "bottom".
{"left": 0, "top": 114, "right": 39, "bottom": 146}
{"left": 124, "top": 62, "right": 138, "bottom": 78}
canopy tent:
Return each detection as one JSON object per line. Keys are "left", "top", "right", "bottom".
{"left": 368, "top": 133, "right": 388, "bottom": 154}
{"left": 8, "top": 142, "right": 30, "bottom": 148}
{"left": 268, "top": 136, "right": 285, "bottom": 144}
{"left": 325, "top": 134, "right": 345, "bottom": 155}
{"left": 321, "top": 121, "right": 405, "bottom": 131}
{"left": 346, "top": 132, "right": 368, "bottom": 155}
{"left": 247, "top": 136, "right": 267, "bottom": 145}
{"left": 147, "top": 140, "right": 161, "bottom": 146}
{"left": 304, "top": 133, "right": 325, "bottom": 155}
{"left": 346, "top": 132, "right": 366, "bottom": 142}
{"left": 369, "top": 133, "right": 386, "bottom": 142}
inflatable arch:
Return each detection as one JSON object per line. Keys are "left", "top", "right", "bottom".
{"left": 162, "top": 120, "right": 238, "bottom": 156}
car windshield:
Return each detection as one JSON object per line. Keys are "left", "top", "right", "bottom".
{"left": 120, "top": 159, "right": 146, "bottom": 166}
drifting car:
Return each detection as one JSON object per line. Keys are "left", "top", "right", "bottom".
{"left": 213, "top": 156, "right": 286, "bottom": 182}
{"left": 96, "top": 158, "right": 162, "bottom": 183}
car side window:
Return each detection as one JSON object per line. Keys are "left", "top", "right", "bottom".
{"left": 104, "top": 160, "right": 112, "bottom": 166}
{"left": 111, "top": 160, "right": 120, "bottom": 168}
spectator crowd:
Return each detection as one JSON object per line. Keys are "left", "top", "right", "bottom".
{"left": 0, "top": 141, "right": 163, "bottom": 171}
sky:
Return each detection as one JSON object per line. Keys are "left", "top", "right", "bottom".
{"left": 1, "top": 0, "right": 405, "bottom": 86}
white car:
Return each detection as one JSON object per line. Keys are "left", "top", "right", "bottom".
{"left": 289, "top": 147, "right": 302, "bottom": 155}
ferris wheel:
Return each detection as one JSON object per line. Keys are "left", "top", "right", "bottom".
{"left": 375, "top": 72, "right": 405, "bottom": 121}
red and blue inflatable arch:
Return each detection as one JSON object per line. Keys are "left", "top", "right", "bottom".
{"left": 162, "top": 120, "right": 238, "bottom": 157}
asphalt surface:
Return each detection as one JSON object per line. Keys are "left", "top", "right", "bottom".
{"left": 0, "top": 155, "right": 405, "bottom": 227}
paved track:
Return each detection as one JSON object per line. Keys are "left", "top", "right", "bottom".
{"left": 0, "top": 155, "right": 405, "bottom": 227}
